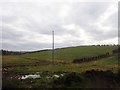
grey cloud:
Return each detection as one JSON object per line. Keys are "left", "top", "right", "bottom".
{"left": 64, "top": 2, "right": 110, "bottom": 25}
{"left": 55, "top": 39, "right": 85, "bottom": 48}
{"left": 91, "top": 30, "right": 118, "bottom": 41}
{"left": 2, "top": 41, "right": 51, "bottom": 51}
{"left": 2, "top": 2, "right": 118, "bottom": 51}
{"left": 106, "top": 12, "right": 118, "bottom": 27}
{"left": 2, "top": 25, "right": 24, "bottom": 41}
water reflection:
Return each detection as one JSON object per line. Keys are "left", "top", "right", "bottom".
{"left": 21, "top": 74, "right": 40, "bottom": 79}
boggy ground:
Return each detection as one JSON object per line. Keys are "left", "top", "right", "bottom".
{"left": 2, "top": 55, "right": 119, "bottom": 89}
{"left": 2, "top": 69, "right": 120, "bottom": 89}
{"left": 2, "top": 46, "right": 119, "bottom": 89}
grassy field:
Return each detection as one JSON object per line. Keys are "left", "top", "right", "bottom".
{"left": 2, "top": 45, "right": 119, "bottom": 73}
{"left": 22, "top": 46, "right": 117, "bottom": 61}
{"left": 2, "top": 45, "right": 120, "bottom": 88}
{"left": 3, "top": 45, "right": 118, "bottom": 64}
{"left": 6, "top": 55, "right": 118, "bottom": 74}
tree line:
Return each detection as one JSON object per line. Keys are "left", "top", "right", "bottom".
{"left": 0, "top": 49, "right": 25, "bottom": 55}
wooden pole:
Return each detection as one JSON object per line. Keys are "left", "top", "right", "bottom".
{"left": 52, "top": 31, "right": 54, "bottom": 63}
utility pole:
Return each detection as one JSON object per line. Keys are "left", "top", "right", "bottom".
{"left": 52, "top": 31, "right": 54, "bottom": 63}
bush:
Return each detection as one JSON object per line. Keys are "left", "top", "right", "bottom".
{"left": 51, "top": 72, "right": 86, "bottom": 88}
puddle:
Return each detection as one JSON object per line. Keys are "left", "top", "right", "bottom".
{"left": 21, "top": 74, "right": 40, "bottom": 80}
{"left": 53, "top": 75, "right": 60, "bottom": 78}
{"left": 60, "top": 74, "right": 64, "bottom": 76}
{"left": 11, "top": 72, "right": 65, "bottom": 80}
{"left": 46, "top": 73, "right": 65, "bottom": 79}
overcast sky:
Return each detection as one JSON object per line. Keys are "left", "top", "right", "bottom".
{"left": 1, "top": 0, "right": 118, "bottom": 51}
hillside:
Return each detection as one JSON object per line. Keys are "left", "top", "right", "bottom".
{"left": 3, "top": 45, "right": 118, "bottom": 65}
{"left": 2, "top": 45, "right": 119, "bottom": 88}
{"left": 22, "top": 45, "right": 117, "bottom": 61}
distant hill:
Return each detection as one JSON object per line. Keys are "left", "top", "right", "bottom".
{"left": 22, "top": 45, "right": 118, "bottom": 62}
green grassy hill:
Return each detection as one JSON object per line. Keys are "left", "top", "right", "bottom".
{"left": 22, "top": 45, "right": 117, "bottom": 61}
{"left": 3, "top": 45, "right": 118, "bottom": 65}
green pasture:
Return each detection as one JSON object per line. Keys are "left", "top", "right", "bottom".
{"left": 6, "top": 56, "right": 119, "bottom": 75}
{"left": 2, "top": 45, "right": 118, "bottom": 65}
{"left": 2, "top": 45, "right": 119, "bottom": 88}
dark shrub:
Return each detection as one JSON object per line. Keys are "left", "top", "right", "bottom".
{"left": 51, "top": 72, "right": 85, "bottom": 88}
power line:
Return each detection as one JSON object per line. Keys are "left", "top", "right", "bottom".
{"left": 52, "top": 31, "right": 54, "bottom": 63}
